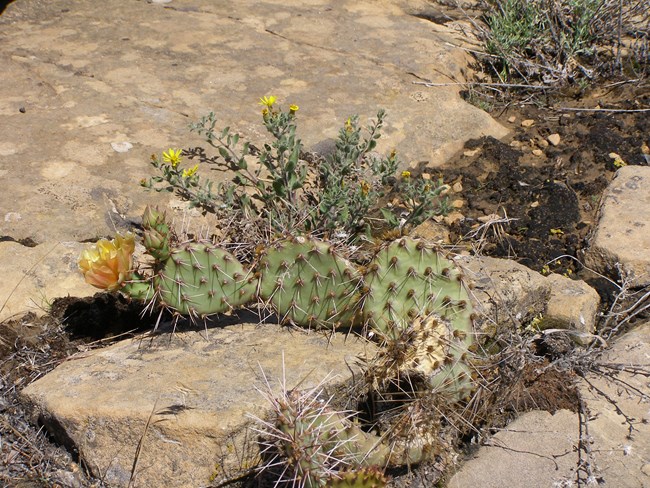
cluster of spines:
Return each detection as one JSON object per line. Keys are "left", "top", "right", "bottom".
{"left": 257, "top": 236, "right": 360, "bottom": 329}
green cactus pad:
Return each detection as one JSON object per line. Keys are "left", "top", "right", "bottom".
{"left": 154, "top": 242, "right": 256, "bottom": 316}
{"left": 257, "top": 236, "right": 361, "bottom": 329}
{"left": 361, "top": 237, "right": 473, "bottom": 344}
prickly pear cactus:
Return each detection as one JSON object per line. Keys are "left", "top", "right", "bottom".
{"left": 360, "top": 238, "right": 475, "bottom": 400}
{"left": 257, "top": 236, "right": 360, "bottom": 329}
{"left": 141, "top": 206, "right": 174, "bottom": 262}
{"left": 154, "top": 242, "right": 256, "bottom": 316}
{"left": 361, "top": 238, "right": 473, "bottom": 344}
{"left": 264, "top": 388, "right": 414, "bottom": 487}
{"left": 326, "top": 467, "right": 387, "bottom": 488}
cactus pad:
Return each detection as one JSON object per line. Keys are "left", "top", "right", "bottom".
{"left": 154, "top": 242, "right": 256, "bottom": 316}
{"left": 257, "top": 237, "right": 361, "bottom": 329}
{"left": 361, "top": 238, "right": 473, "bottom": 344}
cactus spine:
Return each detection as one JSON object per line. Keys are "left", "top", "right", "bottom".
{"left": 257, "top": 236, "right": 360, "bottom": 329}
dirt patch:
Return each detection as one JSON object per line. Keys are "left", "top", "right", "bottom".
{"left": 422, "top": 83, "right": 649, "bottom": 308}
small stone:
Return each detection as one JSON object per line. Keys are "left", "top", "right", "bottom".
{"left": 507, "top": 116, "right": 516, "bottom": 123}
{"left": 548, "top": 133, "right": 561, "bottom": 146}
{"left": 509, "top": 140, "right": 521, "bottom": 148}
{"left": 477, "top": 213, "right": 501, "bottom": 223}
{"left": 452, "top": 182, "right": 463, "bottom": 193}
{"left": 421, "top": 173, "right": 431, "bottom": 180}
{"left": 443, "top": 211, "right": 464, "bottom": 225}
{"left": 530, "top": 201, "right": 539, "bottom": 208}
{"left": 532, "top": 149, "right": 544, "bottom": 157}
{"left": 110, "top": 142, "right": 133, "bottom": 153}
{"left": 463, "top": 148, "right": 481, "bottom": 157}
{"left": 451, "top": 199, "right": 464, "bottom": 209}
{"left": 538, "top": 139, "right": 549, "bottom": 148}
{"left": 521, "top": 119, "right": 535, "bottom": 128}
{"left": 19, "top": 106, "right": 26, "bottom": 113}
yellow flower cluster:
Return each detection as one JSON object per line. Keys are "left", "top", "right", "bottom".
{"left": 182, "top": 164, "right": 199, "bottom": 178}
{"left": 163, "top": 148, "right": 183, "bottom": 168}
{"left": 78, "top": 233, "right": 135, "bottom": 291}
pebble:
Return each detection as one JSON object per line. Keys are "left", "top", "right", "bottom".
{"left": 452, "top": 182, "right": 463, "bottom": 193}
{"left": 532, "top": 149, "right": 544, "bottom": 157}
{"left": 521, "top": 119, "right": 535, "bottom": 128}
{"left": 463, "top": 148, "right": 481, "bottom": 157}
{"left": 451, "top": 199, "right": 464, "bottom": 209}
{"left": 507, "top": 116, "right": 516, "bottom": 123}
{"left": 548, "top": 133, "right": 561, "bottom": 146}
{"left": 538, "top": 139, "right": 549, "bottom": 148}
{"left": 111, "top": 142, "right": 133, "bottom": 153}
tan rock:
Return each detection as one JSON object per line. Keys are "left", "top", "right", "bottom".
{"left": 521, "top": 119, "right": 535, "bottom": 127}
{"left": 449, "top": 323, "right": 650, "bottom": 488}
{"left": 547, "top": 133, "right": 561, "bottom": 146}
{"left": 584, "top": 166, "right": 650, "bottom": 287}
{"left": 543, "top": 273, "right": 600, "bottom": 334}
{"left": 452, "top": 181, "right": 463, "bottom": 193}
{"left": 22, "top": 324, "right": 374, "bottom": 488}
{"left": 537, "top": 138, "right": 549, "bottom": 148}
{"left": 451, "top": 199, "right": 464, "bottom": 209}
{"left": 463, "top": 148, "right": 481, "bottom": 157}
{"left": 507, "top": 116, "right": 516, "bottom": 123}
{"left": 0, "top": 0, "right": 508, "bottom": 244}
{"left": 443, "top": 211, "right": 465, "bottom": 225}
{"left": 410, "top": 220, "right": 450, "bottom": 244}
{"left": 532, "top": 149, "right": 544, "bottom": 157}
{"left": 0, "top": 241, "right": 91, "bottom": 322}
{"left": 457, "top": 256, "right": 551, "bottom": 332}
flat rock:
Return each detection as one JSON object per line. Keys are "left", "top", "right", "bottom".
{"left": 543, "top": 273, "right": 600, "bottom": 334}
{"left": 584, "top": 166, "right": 650, "bottom": 287}
{"left": 0, "top": 240, "right": 89, "bottom": 322}
{"left": 21, "top": 324, "right": 375, "bottom": 488}
{"left": 0, "top": 0, "right": 507, "bottom": 244}
{"left": 458, "top": 255, "right": 551, "bottom": 332}
{"left": 449, "top": 322, "right": 650, "bottom": 487}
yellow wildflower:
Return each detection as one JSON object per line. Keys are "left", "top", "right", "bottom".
{"left": 258, "top": 95, "right": 277, "bottom": 109}
{"left": 289, "top": 104, "right": 299, "bottom": 115}
{"left": 182, "top": 164, "right": 199, "bottom": 178}
{"left": 401, "top": 170, "right": 411, "bottom": 179}
{"left": 163, "top": 148, "right": 183, "bottom": 168}
{"left": 360, "top": 180, "right": 370, "bottom": 196}
{"left": 345, "top": 117, "right": 353, "bottom": 133}
{"left": 78, "top": 233, "right": 135, "bottom": 291}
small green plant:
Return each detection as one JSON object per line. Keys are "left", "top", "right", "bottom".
{"left": 142, "top": 98, "right": 449, "bottom": 242}
{"left": 477, "top": 0, "right": 646, "bottom": 85}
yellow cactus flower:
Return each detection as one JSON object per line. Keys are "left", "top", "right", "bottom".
{"left": 289, "top": 104, "right": 299, "bottom": 114}
{"left": 258, "top": 95, "right": 277, "bottom": 109}
{"left": 78, "top": 233, "right": 135, "bottom": 291}
{"left": 182, "top": 164, "right": 199, "bottom": 178}
{"left": 163, "top": 148, "right": 183, "bottom": 168}
{"left": 401, "top": 170, "right": 411, "bottom": 179}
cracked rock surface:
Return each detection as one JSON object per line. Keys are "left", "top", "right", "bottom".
{"left": 0, "top": 0, "right": 506, "bottom": 245}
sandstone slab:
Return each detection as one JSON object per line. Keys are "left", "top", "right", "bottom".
{"left": 0, "top": 240, "right": 89, "bottom": 322}
{"left": 543, "top": 273, "right": 600, "bottom": 334}
{"left": 584, "top": 166, "right": 650, "bottom": 287}
{"left": 449, "top": 322, "right": 650, "bottom": 487}
{"left": 0, "top": 0, "right": 507, "bottom": 244}
{"left": 21, "top": 324, "right": 374, "bottom": 488}
{"left": 458, "top": 255, "right": 551, "bottom": 332}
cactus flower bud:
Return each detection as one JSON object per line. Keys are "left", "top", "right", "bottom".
{"left": 142, "top": 205, "right": 164, "bottom": 230}
{"left": 78, "top": 233, "right": 135, "bottom": 291}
